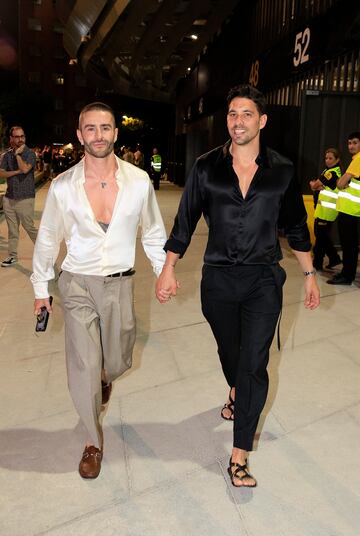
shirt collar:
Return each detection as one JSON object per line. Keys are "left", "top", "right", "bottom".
{"left": 222, "top": 139, "right": 270, "bottom": 168}
{"left": 74, "top": 154, "right": 124, "bottom": 184}
{"left": 115, "top": 155, "right": 124, "bottom": 180}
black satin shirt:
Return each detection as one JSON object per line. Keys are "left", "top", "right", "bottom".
{"left": 165, "top": 142, "right": 311, "bottom": 265}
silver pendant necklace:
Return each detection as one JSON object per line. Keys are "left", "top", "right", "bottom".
{"left": 101, "top": 182, "right": 107, "bottom": 188}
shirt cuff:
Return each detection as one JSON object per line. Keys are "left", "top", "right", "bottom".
{"left": 32, "top": 281, "right": 50, "bottom": 299}
{"left": 164, "top": 238, "right": 187, "bottom": 258}
{"left": 154, "top": 265, "right": 163, "bottom": 277}
{"left": 288, "top": 239, "right": 311, "bottom": 252}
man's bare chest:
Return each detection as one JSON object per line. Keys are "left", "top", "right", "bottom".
{"left": 84, "top": 180, "right": 119, "bottom": 223}
{"left": 232, "top": 162, "right": 258, "bottom": 199}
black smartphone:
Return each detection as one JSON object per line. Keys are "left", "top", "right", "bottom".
{"left": 35, "top": 296, "right": 53, "bottom": 332}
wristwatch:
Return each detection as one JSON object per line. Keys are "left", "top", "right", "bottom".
{"left": 303, "top": 270, "right": 316, "bottom": 276}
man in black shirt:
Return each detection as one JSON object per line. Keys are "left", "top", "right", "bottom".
{"left": 155, "top": 85, "right": 320, "bottom": 488}
{"left": 0, "top": 126, "right": 37, "bottom": 267}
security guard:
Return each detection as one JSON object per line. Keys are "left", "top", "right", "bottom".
{"left": 150, "top": 147, "right": 162, "bottom": 190}
{"left": 310, "top": 148, "right": 342, "bottom": 271}
{"left": 327, "top": 132, "right": 360, "bottom": 285}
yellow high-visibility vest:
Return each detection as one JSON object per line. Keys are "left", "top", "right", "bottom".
{"left": 337, "top": 152, "right": 360, "bottom": 217}
{"left": 314, "top": 165, "right": 341, "bottom": 221}
{"left": 337, "top": 178, "right": 360, "bottom": 216}
{"left": 151, "top": 154, "right": 162, "bottom": 172}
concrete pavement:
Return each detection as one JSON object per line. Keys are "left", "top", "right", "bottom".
{"left": 1, "top": 180, "right": 360, "bottom": 536}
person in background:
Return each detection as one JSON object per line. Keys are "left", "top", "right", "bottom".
{"left": 134, "top": 144, "right": 144, "bottom": 169}
{"left": 34, "top": 147, "right": 42, "bottom": 171}
{"left": 68, "top": 147, "right": 81, "bottom": 167}
{"left": 0, "top": 126, "right": 38, "bottom": 267}
{"left": 327, "top": 132, "right": 360, "bottom": 285}
{"left": 150, "top": 147, "right": 162, "bottom": 190}
{"left": 122, "top": 146, "right": 135, "bottom": 164}
{"left": 309, "top": 148, "right": 342, "bottom": 271}
{"left": 155, "top": 84, "right": 320, "bottom": 488}
{"left": 42, "top": 145, "right": 52, "bottom": 179}
{"left": 52, "top": 147, "right": 68, "bottom": 176}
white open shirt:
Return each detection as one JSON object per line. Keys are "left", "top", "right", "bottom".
{"left": 31, "top": 156, "right": 167, "bottom": 298}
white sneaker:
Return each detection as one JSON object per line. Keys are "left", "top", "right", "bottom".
{"left": 1, "top": 256, "right": 17, "bottom": 267}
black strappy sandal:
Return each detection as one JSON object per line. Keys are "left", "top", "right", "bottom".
{"left": 220, "top": 390, "right": 235, "bottom": 421}
{"left": 227, "top": 458, "right": 257, "bottom": 488}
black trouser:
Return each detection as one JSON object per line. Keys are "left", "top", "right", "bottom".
{"left": 313, "top": 218, "right": 340, "bottom": 267}
{"left": 201, "top": 264, "right": 285, "bottom": 451}
{"left": 338, "top": 212, "right": 359, "bottom": 281}
{"left": 151, "top": 171, "right": 161, "bottom": 190}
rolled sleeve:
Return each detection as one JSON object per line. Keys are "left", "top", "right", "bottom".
{"left": 319, "top": 170, "right": 338, "bottom": 190}
{"left": 164, "top": 237, "right": 188, "bottom": 258}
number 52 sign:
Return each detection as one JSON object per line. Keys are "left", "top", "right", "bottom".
{"left": 293, "top": 28, "right": 311, "bottom": 67}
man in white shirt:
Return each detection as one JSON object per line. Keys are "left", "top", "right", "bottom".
{"left": 31, "top": 102, "right": 166, "bottom": 479}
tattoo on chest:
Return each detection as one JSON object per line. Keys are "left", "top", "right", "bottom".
{"left": 101, "top": 182, "right": 107, "bottom": 189}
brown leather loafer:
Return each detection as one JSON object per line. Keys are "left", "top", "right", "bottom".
{"left": 79, "top": 446, "right": 103, "bottom": 479}
{"left": 101, "top": 381, "right": 112, "bottom": 404}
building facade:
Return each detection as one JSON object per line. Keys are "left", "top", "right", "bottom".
{"left": 174, "top": 0, "right": 360, "bottom": 187}
{"left": 0, "top": 0, "right": 95, "bottom": 145}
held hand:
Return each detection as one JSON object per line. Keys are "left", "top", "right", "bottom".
{"left": 303, "top": 277, "right": 320, "bottom": 310}
{"left": 155, "top": 266, "right": 180, "bottom": 304}
{"left": 34, "top": 297, "right": 52, "bottom": 316}
{"left": 14, "top": 145, "right": 25, "bottom": 155}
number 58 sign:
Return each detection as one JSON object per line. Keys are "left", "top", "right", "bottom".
{"left": 293, "top": 28, "right": 310, "bottom": 67}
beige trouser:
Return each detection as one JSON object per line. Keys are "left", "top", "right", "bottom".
{"left": 58, "top": 270, "right": 136, "bottom": 448}
{"left": 3, "top": 196, "right": 38, "bottom": 258}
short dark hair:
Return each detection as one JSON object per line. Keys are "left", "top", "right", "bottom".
{"left": 78, "top": 102, "right": 116, "bottom": 128}
{"left": 227, "top": 85, "right": 266, "bottom": 115}
{"left": 9, "top": 125, "right": 24, "bottom": 137}
{"left": 348, "top": 131, "right": 360, "bottom": 141}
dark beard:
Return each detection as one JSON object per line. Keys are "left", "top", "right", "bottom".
{"left": 83, "top": 140, "right": 114, "bottom": 158}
